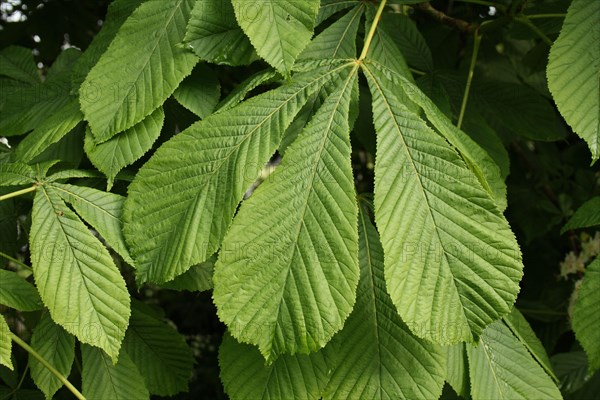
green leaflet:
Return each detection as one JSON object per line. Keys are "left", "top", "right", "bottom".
{"left": 0, "top": 46, "right": 40, "bottom": 85}
{"left": 561, "top": 197, "right": 600, "bottom": 233}
{"left": 161, "top": 257, "right": 214, "bottom": 292}
{"left": 0, "top": 269, "right": 42, "bottom": 311}
{"left": 84, "top": 107, "right": 165, "bottom": 190}
{"left": 29, "top": 313, "right": 75, "bottom": 399}
{"left": 30, "top": 186, "right": 130, "bottom": 360}
{"left": 184, "top": 0, "right": 257, "bottom": 66}
{"left": 366, "top": 62, "right": 507, "bottom": 211}
{"left": 572, "top": 257, "right": 600, "bottom": 372}
{"left": 446, "top": 344, "right": 469, "bottom": 398}
{"left": 219, "top": 333, "right": 332, "bottom": 400}
{"left": 504, "top": 307, "right": 557, "bottom": 381}
{"left": 298, "top": 4, "right": 364, "bottom": 61}
{"left": 233, "top": 0, "right": 320, "bottom": 74}
{"left": 0, "top": 314, "right": 12, "bottom": 371}
{"left": 124, "top": 62, "right": 354, "bottom": 284}
{"left": 122, "top": 302, "right": 195, "bottom": 396}
{"left": 322, "top": 204, "right": 446, "bottom": 400}
{"left": 50, "top": 183, "right": 135, "bottom": 266}
{"left": 80, "top": 0, "right": 197, "bottom": 142}
{"left": 173, "top": 64, "right": 220, "bottom": 119}
{"left": 213, "top": 67, "right": 359, "bottom": 360}
{"left": 548, "top": 0, "right": 600, "bottom": 161}
{"left": 81, "top": 344, "right": 149, "bottom": 400}
{"left": 467, "top": 321, "right": 562, "bottom": 400}
{"left": 0, "top": 162, "right": 36, "bottom": 185}
{"left": 363, "top": 63, "right": 523, "bottom": 344}
{"left": 13, "top": 99, "right": 83, "bottom": 163}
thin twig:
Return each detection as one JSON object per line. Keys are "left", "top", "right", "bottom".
{"left": 414, "top": 2, "right": 479, "bottom": 34}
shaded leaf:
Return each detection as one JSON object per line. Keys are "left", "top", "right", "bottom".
{"left": 562, "top": 197, "right": 600, "bottom": 233}
{"left": 0, "top": 269, "right": 42, "bottom": 311}
{"left": 29, "top": 313, "right": 75, "bottom": 399}
{"left": 81, "top": 344, "right": 149, "bottom": 400}
{"left": 184, "top": 0, "right": 257, "bottom": 66}
{"left": 547, "top": 0, "right": 600, "bottom": 160}
{"left": 122, "top": 302, "right": 194, "bottom": 396}
{"left": 161, "top": 257, "right": 214, "bottom": 292}
{"left": 219, "top": 333, "right": 332, "bottom": 400}
{"left": 13, "top": 100, "right": 83, "bottom": 163}
{"left": 0, "top": 46, "right": 39, "bottom": 85}
{"left": 173, "top": 64, "right": 220, "bottom": 118}
{"left": 572, "top": 257, "right": 600, "bottom": 371}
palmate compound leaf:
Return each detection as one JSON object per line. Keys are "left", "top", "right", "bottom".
{"left": 233, "top": 0, "right": 320, "bottom": 75}
{"left": 29, "top": 313, "right": 75, "bottom": 399}
{"left": 13, "top": 99, "right": 83, "bottom": 163}
{"left": 81, "top": 344, "right": 149, "bottom": 400}
{"left": 362, "top": 63, "right": 523, "bottom": 345}
{"left": 213, "top": 66, "right": 360, "bottom": 361}
{"left": 0, "top": 314, "right": 12, "bottom": 370}
{"left": 122, "top": 301, "right": 195, "bottom": 396}
{"left": 80, "top": 0, "right": 197, "bottom": 142}
{"left": 467, "top": 320, "right": 562, "bottom": 400}
{"left": 572, "top": 257, "right": 600, "bottom": 372}
{"left": 84, "top": 107, "right": 165, "bottom": 191}
{"left": 322, "top": 203, "right": 446, "bottom": 400}
{"left": 219, "top": 333, "right": 333, "bottom": 400}
{"left": 547, "top": 0, "right": 600, "bottom": 161}
{"left": 124, "top": 62, "right": 355, "bottom": 284}
{"left": 297, "top": 4, "right": 364, "bottom": 62}
{"left": 30, "top": 186, "right": 130, "bottom": 361}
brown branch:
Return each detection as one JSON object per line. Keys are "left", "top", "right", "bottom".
{"left": 414, "top": 2, "right": 479, "bottom": 34}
